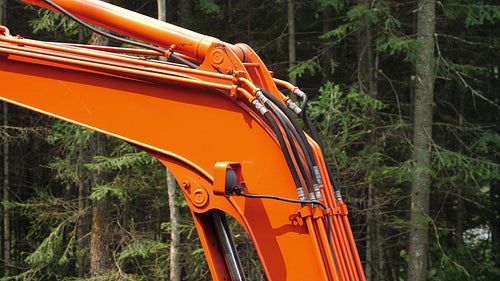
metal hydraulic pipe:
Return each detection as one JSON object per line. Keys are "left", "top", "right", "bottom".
{"left": 212, "top": 213, "right": 246, "bottom": 281}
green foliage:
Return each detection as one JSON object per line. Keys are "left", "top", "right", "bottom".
{"left": 432, "top": 146, "right": 500, "bottom": 188}
{"left": 378, "top": 36, "right": 423, "bottom": 63}
{"left": 88, "top": 185, "right": 126, "bottom": 202}
{"left": 316, "top": 0, "right": 347, "bottom": 12}
{"left": 319, "top": 23, "right": 351, "bottom": 43}
{"left": 198, "top": 0, "right": 221, "bottom": 15}
{"left": 289, "top": 57, "right": 321, "bottom": 78}
{"left": 27, "top": 6, "right": 82, "bottom": 38}
{"left": 308, "top": 81, "right": 386, "bottom": 167}
{"left": 15, "top": 192, "right": 77, "bottom": 241}
{"left": 345, "top": 5, "right": 380, "bottom": 24}
{"left": 428, "top": 222, "right": 500, "bottom": 281}
{"left": 86, "top": 151, "right": 156, "bottom": 172}
{"left": 117, "top": 238, "right": 169, "bottom": 265}
{"left": 25, "top": 221, "right": 76, "bottom": 266}
{"left": 1, "top": 199, "right": 16, "bottom": 210}
{"left": 442, "top": 1, "right": 500, "bottom": 27}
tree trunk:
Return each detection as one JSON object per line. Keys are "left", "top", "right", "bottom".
{"left": 89, "top": 15, "right": 111, "bottom": 275}
{"left": 287, "top": 0, "right": 296, "bottom": 85}
{"left": 89, "top": 133, "right": 110, "bottom": 277}
{"left": 356, "top": 0, "right": 379, "bottom": 279}
{"left": 77, "top": 147, "right": 90, "bottom": 277}
{"left": 455, "top": 89, "right": 465, "bottom": 253}
{"left": 408, "top": 1, "right": 435, "bottom": 281}
{"left": 90, "top": 197, "right": 110, "bottom": 276}
{"left": 167, "top": 171, "right": 180, "bottom": 281}
{"left": 376, "top": 195, "right": 385, "bottom": 281}
{"left": 365, "top": 183, "right": 374, "bottom": 281}
{"left": 157, "top": 0, "right": 166, "bottom": 22}
{"left": 3, "top": 102, "right": 10, "bottom": 278}
{"left": 491, "top": 176, "right": 500, "bottom": 268}
{"left": 156, "top": 1, "right": 181, "bottom": 279}
{"left": 1, "top": 3, "right": 8, "bottom": 278}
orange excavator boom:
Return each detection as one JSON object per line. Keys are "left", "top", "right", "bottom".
{"left": 0, "top": 1, "right": 366, "bottom": 280}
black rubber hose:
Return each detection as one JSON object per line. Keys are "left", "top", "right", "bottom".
{"left": 300, "top": 95, "right": 343, "bottom": 199}
{"left": 262, "top": 111, "right": 305, "bottom": 199}
{"left": 258, "top": 89, "right": 321, "bottom": 186}
{"left": 259, "top": 95, "right": 315, "bottom": 199}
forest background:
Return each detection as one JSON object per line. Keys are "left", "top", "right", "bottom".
{"left": 0, "top": 0, "right": 499, "bottom": 280}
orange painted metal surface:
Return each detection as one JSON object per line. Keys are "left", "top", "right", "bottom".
{"left": 0, "top": 1, "right": 367, "bottom": 280}
{"left": 20, "top": 0, "right": 244, "bottom": 63}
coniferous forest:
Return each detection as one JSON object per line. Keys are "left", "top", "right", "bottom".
{"left": 0, "top": 0, "right": 499, "bottom": 280}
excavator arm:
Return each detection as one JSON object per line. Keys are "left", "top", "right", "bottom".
{"left": 0, "top": 1, "right": 366, "bottom": 280}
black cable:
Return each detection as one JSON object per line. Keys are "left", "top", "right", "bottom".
{"left": 41, "top": 0, "right": 199, "bottom": 69}
{"left": 235, "top": 191, "right": 327, "bottom": 211}
{"left": 42, "top": 0, "right": 166, "bottom": 53}
{"left": 170, "top": 54, "right": 199, "bottom": 69}
{"left": 293, "top": 93, "right": 339, "bottom": 265}
{"left": 232, "top": 188, "right": 338, "bottom": 272}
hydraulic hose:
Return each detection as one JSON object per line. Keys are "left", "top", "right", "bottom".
{"left": 252, "top": 100, "right": 306, "bottom": 200}
{"left": 256, "top": 91, "right": 316, "bottom": 200}
{"left": 247, "top": 96, "right": 339, "bottom": 277}
{"left": 258, "top": 89, "right": 322, "bottom": 187}
{"left": 297, "top": 89, "right": 343, "bottom": 201}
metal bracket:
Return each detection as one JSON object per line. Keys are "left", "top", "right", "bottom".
{"left": 213, "top": 162, "right": 244, "bottom": 196}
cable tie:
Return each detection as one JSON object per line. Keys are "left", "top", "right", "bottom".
{"left": 165, "top": 44, "right": 176, "bottom": 58}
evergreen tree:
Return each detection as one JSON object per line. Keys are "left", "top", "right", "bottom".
{"left": 408, "top": 1, "right": 435, "bottom": 281}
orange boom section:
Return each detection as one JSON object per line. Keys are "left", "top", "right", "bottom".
{"left": 0, "top": 1, "right": 367, "bottom": 280}
{"left": 21, "top": 0, "right": 216, "bottom": 62}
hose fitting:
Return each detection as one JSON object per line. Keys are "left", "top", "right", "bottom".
{"left": 251, "top": 99, "right": 268, "bottom": 115}
{"left": 285, "top": 99, "right": 302, "bottom": 115}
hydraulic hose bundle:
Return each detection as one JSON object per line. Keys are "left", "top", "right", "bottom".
{"left": 244, "top": 81, "right": 366, "bottom": 281}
